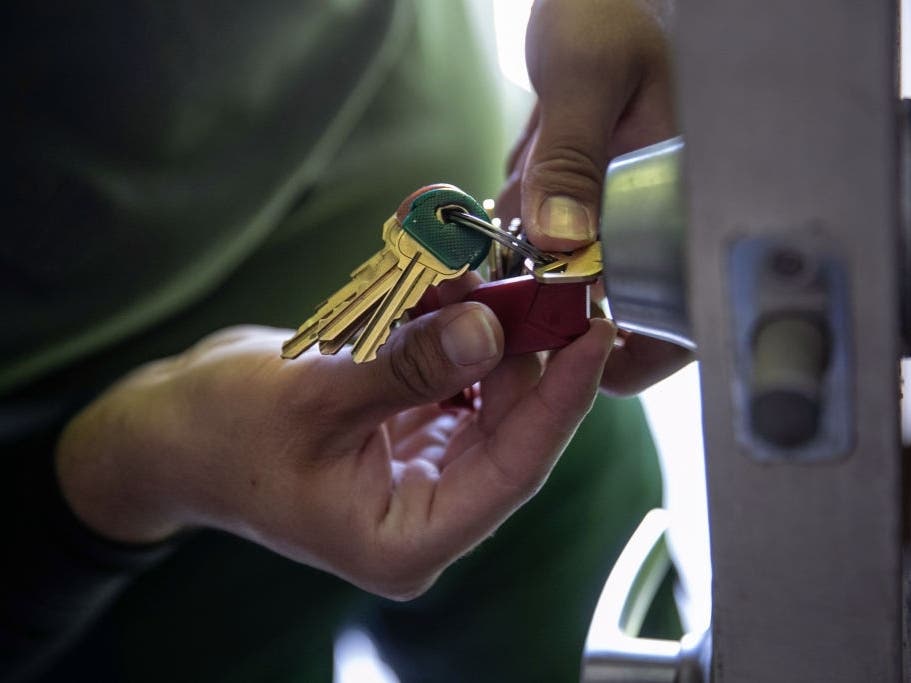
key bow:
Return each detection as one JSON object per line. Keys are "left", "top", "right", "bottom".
{"left": 401, "top": 187, "right": 492, "bottom": 270}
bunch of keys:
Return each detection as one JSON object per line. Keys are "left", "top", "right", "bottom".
{"left": 281, "top": 184, "right": 603, "bottom": 362}
{"left": 281, "top": 184, "right": 493, "bottom": 362}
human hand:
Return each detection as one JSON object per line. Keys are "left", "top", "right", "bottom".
{"left": 504, "top": 0, "right": 676, "bottom": 251}
{"left": 56, "top": 278, "right": 615, "bottom": 599}
{"left": 498, "top": 0, "right": 690, "bottom": 394}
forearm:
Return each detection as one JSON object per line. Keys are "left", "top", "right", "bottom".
{"left": 55, "top": 372, "right": 189, "bottom": 545}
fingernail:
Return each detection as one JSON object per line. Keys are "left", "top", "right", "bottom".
{"left": 441, "top": 308, "right": 499, "bottom": 366}
{"left": 538, "top": 195, "right": 595, "bottom": 241}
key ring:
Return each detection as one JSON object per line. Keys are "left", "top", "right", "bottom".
{"left": 441, "top": 207, "right": 556, "bottom": 267}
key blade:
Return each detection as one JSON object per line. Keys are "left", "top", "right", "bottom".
{"left": 350, "top": 231, "right": 469, "bottom": 362}
{"left": 318, "top": 306, "right": 375, "bottom": 355}
{"left": 317, "top": 265, "right": 399, "bottom": 342}
{"left": 282, "top": 327, "right": 321, "bottom": 359}
{"left": 281, "top": 247, "right": 401, "bottom": 359}
{"left": 315, "top": 224, "right": 406, "bottom": 344}
{"left": 282, "top": 295, "right": 355, "bottom": 358}
{"left": 351, "top": 254, "right": 434, "bottom": 363}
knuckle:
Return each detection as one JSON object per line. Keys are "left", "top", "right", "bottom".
{"left": 525, "top": 146, "right": 603, "bottom": 199}
{"left": 387, "top": 324, "right": 446, "bottom": 403}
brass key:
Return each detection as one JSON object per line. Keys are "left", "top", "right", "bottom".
{"left": 281, "top": 217, "right": 405, "bottom": 359}
{"left": 282, "top": 186, "right": 492, "bottom": 362}
{"left": 524, "top": 241, "right": 603, "bottom": 283}
{"left": 351, "top": 229, "right": 467, "bottom": 362}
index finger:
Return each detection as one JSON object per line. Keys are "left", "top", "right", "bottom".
{"left": 427, "top": 318, "right": 615, "bottom": 554}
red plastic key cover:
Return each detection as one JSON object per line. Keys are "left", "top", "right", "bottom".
{"left": 414, "top": 276, "right": 591, "bottom": 356}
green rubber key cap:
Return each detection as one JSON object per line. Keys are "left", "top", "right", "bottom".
{"left": 400, "top": 187, "right": 492, "bottom": 270}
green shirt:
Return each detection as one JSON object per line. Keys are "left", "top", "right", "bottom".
{"left": 4, "top": 0, "right": 507, "bottom": 400}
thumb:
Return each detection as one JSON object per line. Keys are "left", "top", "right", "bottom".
{"left": 520, "top": 106, "right": 612, "bottom": 253}
{"left": 521, "top": 79, "right": 628, "bottom": 250}
{"left": 521, "top": 0, "right": 661, "bottom": 251}
{"left": 359, "top": 302, "right": 503, "bottom": 421}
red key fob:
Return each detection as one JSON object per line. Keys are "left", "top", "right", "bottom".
{"left": 414, "top": 275, "right": 592, "bottom": 356}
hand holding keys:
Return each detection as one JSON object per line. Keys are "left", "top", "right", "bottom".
{"left": 281, "top": 185, "right": 492, "bottom": 363}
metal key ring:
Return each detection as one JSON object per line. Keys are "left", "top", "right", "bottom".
{"left": 441, "top": 207, "right": 556, "bottom": 266}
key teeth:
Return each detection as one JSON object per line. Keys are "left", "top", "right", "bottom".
{"left": 351, "top": 347, "right": 379, "bottom": 363}
{"left": 281, "top": 318, "right": 326, "bottom": 358}
{"left": 350, "top": 250, "right": 430, "bottom": 362}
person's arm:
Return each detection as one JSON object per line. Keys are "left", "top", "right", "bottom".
{"left": 54, "top": 285, "right": 613, "bottom": 595}
{"left": 498, "top": 0, "right": 690, "bottom": 395}
{"left": 2, "top": 271, "right": 614, "bottom": 678}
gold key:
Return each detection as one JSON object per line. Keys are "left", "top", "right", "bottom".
{"left": 280, "top": 217, "right": 404, "bottom": 359}
{"left": 351, "top": 228, "right": 469, "bottom": 362}
{"left": 524, "top": 241, "right": 603, "bottom": 283}
{"left": 282, "top": 186, "right": 493, "bottom": 362}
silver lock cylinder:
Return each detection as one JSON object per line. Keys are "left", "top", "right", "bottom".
{"left": 599, "top": 136, "right": 692, "bottom": 349}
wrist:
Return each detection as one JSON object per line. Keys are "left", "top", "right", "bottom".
{"left": 55, "top": 372, "right": 190, "bottom": 545}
